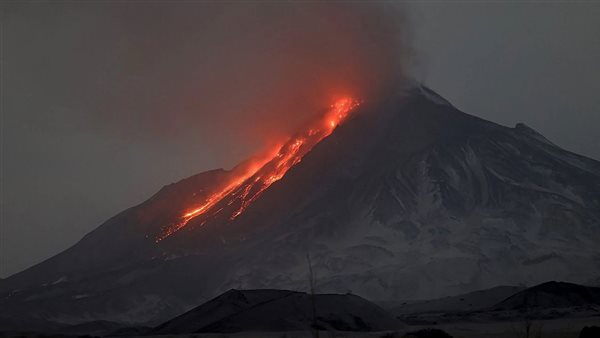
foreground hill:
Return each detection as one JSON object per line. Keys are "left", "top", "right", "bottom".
{"left": 153, "top": 289, "right": 402, "bottom": 334}
{"left": 395, "top": 281, "right": 600, "bottom": 325}
{"left": 383, "top": 285, "right": 525, "bottom": 315}
{"left": 493, "top": 281, "right": 600, "bottom": 311}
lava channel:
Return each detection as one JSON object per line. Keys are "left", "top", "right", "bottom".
{"left": 156, "top": 97, "right": 359, "bottom": 242}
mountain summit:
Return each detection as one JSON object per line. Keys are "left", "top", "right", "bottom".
{"left": 1, "top": 84, "right": 599, "bottom": 327}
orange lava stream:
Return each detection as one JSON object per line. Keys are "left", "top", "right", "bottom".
{"left": 156, "top": 97, "right": 359, "bottom": 242}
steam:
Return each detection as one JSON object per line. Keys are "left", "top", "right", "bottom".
{"left": 93, "top": 2, "right": 410, "bottom": 163}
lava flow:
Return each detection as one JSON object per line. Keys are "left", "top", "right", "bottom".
{"left": 156, "top": 97, "right": 359, "bottom": 242}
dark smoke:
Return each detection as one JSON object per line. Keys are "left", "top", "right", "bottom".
{"left": 90, "top": 2, "right": 411, "bottom": 153}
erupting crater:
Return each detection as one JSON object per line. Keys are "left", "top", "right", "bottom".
{"left": 156, "top": 97, "right": 359, "bottom": 242}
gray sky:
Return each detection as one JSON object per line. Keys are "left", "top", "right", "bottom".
{"left": 1, "top": 1, "right": 599, "bottom": 278}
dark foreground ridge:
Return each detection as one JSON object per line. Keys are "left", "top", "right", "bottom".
{"left": 1, "top": 283, "right": 599, "bottom": 337}
{"left": 152, "top": 289, "right": 403, "bottom": 334}
{"left": 391, "top": 281, "right": 600, "bottom": 325}
{"left": 493, "top": 281, "right": 600, "bottom": 311}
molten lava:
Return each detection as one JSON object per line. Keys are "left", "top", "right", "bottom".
{"left": 156, "top": 97, "right": 359, "bottom": 242}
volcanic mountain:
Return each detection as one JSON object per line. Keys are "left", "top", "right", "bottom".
{"left": 1, "top": 84, "right": 599, "bottom": 328}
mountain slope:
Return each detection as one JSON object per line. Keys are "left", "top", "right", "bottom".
{"left": 1, "top": 84, "right": 599, "bottom": 328}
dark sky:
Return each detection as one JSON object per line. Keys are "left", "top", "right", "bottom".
{"left": 1, "top": 2, "right": 599, "bottom": 278}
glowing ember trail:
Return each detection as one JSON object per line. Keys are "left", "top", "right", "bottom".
{"left": 156, "top": 97, "right": 359, "bottom": 242}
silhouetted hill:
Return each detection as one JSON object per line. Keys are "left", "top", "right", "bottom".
{"left": 153, "top": 289, "right": 403, "bottom": 333}
{"left": 493, "top": 281, "right": 600, "bottom": 311}
{"left": 384, "top": 285, "right": 525, "bottom": 315}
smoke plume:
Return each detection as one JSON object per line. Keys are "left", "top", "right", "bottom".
{"left": 95, "top": 2, "right": 411, "bottom": 156}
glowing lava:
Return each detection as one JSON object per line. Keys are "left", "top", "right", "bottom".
{"left": 156, "top": 97, "right": 359, "bottom": 242}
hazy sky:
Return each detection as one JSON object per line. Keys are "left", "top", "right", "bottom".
{"left": 1, "top": 1, "right": 599, "bottom": 278}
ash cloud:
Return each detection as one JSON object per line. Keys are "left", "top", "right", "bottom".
{"left": 87, "top": 2, "right": 411, "bottom": 151}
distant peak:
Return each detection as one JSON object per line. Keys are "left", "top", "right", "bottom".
{"left": 514, "top": 123, "right": 553, "bottom": 145}
{"left": 418, "top": 85, "right": 452, "bottom": 106}
{"left": 515, "top": 122, "right": 535, "bottom": 132}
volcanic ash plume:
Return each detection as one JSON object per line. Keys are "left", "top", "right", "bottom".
{"left": 101, "top": 2, "right": 410, "bottom": 156}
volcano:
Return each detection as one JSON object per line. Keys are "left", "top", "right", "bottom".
{"left": 1, "top": 84, "right": 599, "bottom": 329}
